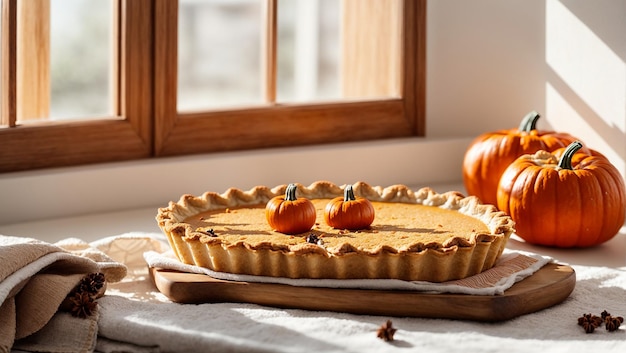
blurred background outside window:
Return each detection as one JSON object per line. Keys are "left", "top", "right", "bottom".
{"left": 49, "top": 0, "right": 113, "bottom": 120}
{"left": 177, "top": 0, "right": 340, "bottom": 111}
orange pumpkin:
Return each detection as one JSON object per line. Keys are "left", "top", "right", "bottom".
{"left": 496, "top": 141, "right": 626, "bottom": 247}
{"left": 265, "top": 183, "right": 316, "bottom": 235}
{"left": 463, "top": 111, "right": 583, "bottom": 206}
{"left": 324, "top": 185, "right": 375, "bottom": 230}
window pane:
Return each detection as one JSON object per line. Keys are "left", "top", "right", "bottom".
{"left": 46, "top": 0, "right": 113, "bottom": 121}
{"left": 178, "top": 0, "right": 264, "bottom": 112}
{"left": 277, "top": 0, "right": 400, "bottom": 103}
{"left": 276, "top": 0, "right": 340, "bottom": 103}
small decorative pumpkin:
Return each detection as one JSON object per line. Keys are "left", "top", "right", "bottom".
{"left": 496, "top": 141, "right": 626, "bottom": 247}
{"left": 324, "top": 185, "right": 375, "bottom": 230}
{"left": 265, "top": 183, "right": 316, "bottom": 235}
{"left": 463, "top": 111, "right": 584, "bottom": 206}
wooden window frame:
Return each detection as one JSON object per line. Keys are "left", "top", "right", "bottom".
{"left": 0, "top": 0, "right": 152, "bottom": 172}
{"left": 1, "top": 0, "right": 425, "bottom": 173}
{"left": 154, "top": 0, "right": 425, "bottom": 157}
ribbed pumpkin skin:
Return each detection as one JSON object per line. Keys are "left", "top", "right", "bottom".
{"left": 324, "top": 185, "right": 375, "bottom": 230}
{"left": 496, "top": 144, "right": 626, "bottom": 248}
{"left": 463, "top": 129, "right": 579, "bottom": 207}
{"left": 265, "top": 184, "right": 316, "bottom": 235}
{"left": 462, "top": 112, "right": 582, "bottom": 206}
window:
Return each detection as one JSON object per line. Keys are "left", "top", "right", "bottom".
{"left": 0, "top": 0, "right": 425, "bottom": 172}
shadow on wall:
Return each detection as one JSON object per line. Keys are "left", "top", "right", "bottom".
{"left": 545, "top": 0, "right": 626, "bottom": 178}
{"left": 427, "top": 0, "right": 625, "bottom": 182}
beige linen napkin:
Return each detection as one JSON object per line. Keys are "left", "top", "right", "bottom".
{"left": 0, "top": 235, "right": 126, "bottom": 353}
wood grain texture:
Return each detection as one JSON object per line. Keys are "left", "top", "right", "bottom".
{"left": 153, "top": 0, "right": 178, "bottom": 152}
{"left": 342, "top": 0, "right": 402, "bottom": 98}
{"left": 150, "top": 263, "right": 575, "bottom": 322}
{"left": 1, "top": 0, "right": 425, "bottom": 172}
{"left": 1, "top": 0, "right": 17, "bottom": 127}
{"left": 17, "top": 0, "right": 50, "bottom": 121}
{"left": 264, "top": 0, "right": 277, "bottom": 103}
{"left": 157, "top": 99, "right": 408, "bottom": 155}
{"left": 0, "top": 119, "right": 149, "bottom": 171}
{"left": 120, "top": 0, "right": 153, "bottom": 146}
{"left": 405, "top": 0, "right": 427, "bottom": 135}
{"left": 0, "top": 0, "right": 152, "bottom": 172}
{"left": 153, "top": 0, "right": 425, "bottom": 157}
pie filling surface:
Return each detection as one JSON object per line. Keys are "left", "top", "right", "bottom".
{"left": 185, "top": 200, "right": 491, "bottom": 254}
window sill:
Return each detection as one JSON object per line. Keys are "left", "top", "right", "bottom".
{"left": 0, "top": 136, "right": 471, "bottom": 226}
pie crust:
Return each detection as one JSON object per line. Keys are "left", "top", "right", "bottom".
{"left": 156, "top": 181, "right": 515, "bottom": 282}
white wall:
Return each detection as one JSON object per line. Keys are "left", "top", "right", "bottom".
{"left": 428, "top": 0, "right": 625, "bottom": 174}
{"left": 427, "top": 0, "right": 547, "bottom": 136}
{"left": 1, "top": 0, "right": 624, "bottom": 224}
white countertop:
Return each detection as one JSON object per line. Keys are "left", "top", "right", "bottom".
{"left": 2, "top": 175, "right": 625, "bottom": 352}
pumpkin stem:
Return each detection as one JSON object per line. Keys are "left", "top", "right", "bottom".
{"left": 518, "top": 111, "right": 541, "bottom": 132}
{"left": 344, "top": 185, "right": 357, "bottom": 201}
{"left": 557, "top": 141, "right": 583, "bottom": 170}
{"left": 285, "top": 183, "right": 298, "bottom": 201}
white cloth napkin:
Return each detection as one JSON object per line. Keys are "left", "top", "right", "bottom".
{"left": 94, "top": 233, "right": 625, "bottom": 353}
{"left": 144, "top": 248, "right": 552, "bottom": 295}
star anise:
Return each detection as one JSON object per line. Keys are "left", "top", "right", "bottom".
{"left": 605, "top": 315, "right": 624, "bottom": 332}
{"left": 59, "top": 272, "right": 107, "bottom": 317}
{"left": 376, "top": 320, "right": 397, "bottom": 341}
{"left": 70, "top": 291, "right": 98, "bottom": 318}
{"left": 577, "top": 311, "right": 624, "bottom": 334}
{"left": 578, "top": 313, "right": 602, "bottom": 334}
{"left": 78, "top": 272, "right": 106, "bottom": 297}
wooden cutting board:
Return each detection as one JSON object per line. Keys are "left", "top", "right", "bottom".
{"left": 150, "top": 263, "right": 575, "bottom": 322}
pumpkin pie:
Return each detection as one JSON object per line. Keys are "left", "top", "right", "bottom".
{"left": 156, "top": 181, "right": 514, "bottom": 282}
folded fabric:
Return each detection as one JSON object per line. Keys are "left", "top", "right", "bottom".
{"left": 92, "top": 232, "right": 626, "bottom": 353}
{"left": 98, "top": 259, "right": 625, "bottom": 353}
{"left": 0, "top": 235, "right": 127, "bottom": 353}
{"left": 144, "top": 248, "right": 552, "bottom": 295}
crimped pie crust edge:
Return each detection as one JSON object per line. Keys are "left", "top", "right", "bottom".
{"left": 155, "top": 181, "right": 515, "bottom": 281}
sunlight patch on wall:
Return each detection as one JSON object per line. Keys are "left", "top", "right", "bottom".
{"left": 545, "top": 0, "right": 625, "bottom": 133}
{"left": 546, "top": 82, "right": 624, "bottom": 175}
